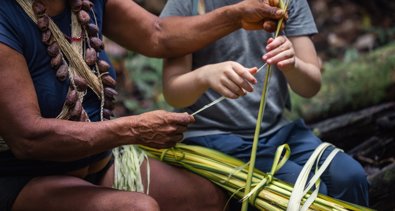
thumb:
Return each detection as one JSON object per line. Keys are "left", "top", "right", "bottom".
{"left": 248, "top": 67, "right": 258, "bottom": 75}
{"left": 267, "top": 37, "right": 274, "bottom": 44}
{"left": 269, "top": 0, "right": 280, "bottom": 7}
{"left": 263, "top": 21, "right": 277, "bottom": 32}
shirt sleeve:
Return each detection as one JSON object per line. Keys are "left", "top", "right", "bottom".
{"left": 160, "top": 0, "right": 194, "bottom": 17}
{"left": 0, "top": 12, "right": 23, "bottom": 54}
{"left": 284, "top": 0, "right": 318, "bottom": 37}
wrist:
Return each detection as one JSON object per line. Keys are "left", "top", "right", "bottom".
{"left": 281, "top": 57, "right": 299, "bottom": 73}
{"left": 293, "top": 57, "right": 301, "bottom": 70}
{"left": 220, "top": 4, "right": 243, "bottom": 30}
{"left": 196, "top": 65, "right": 211, "bottom": 90}
{"left": 113, "top": 116, "right": 139, "bottom": 145}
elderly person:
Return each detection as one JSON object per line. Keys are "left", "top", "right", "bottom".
{"left": 0, "top": 0, "right": 285, "bottom": 210}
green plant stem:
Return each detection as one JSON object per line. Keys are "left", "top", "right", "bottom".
{"left": 241, "top": 61, "right": 273, "bottom": 211}
{"left": 240, "top": 5, "right": 286, "bottom": 211}
{"left": 140, "top": 144, "right": 374, "bottom": 211}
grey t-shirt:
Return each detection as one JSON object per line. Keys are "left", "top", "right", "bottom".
{"left": 161, "top": 0, "right": 317, "bottom": 138}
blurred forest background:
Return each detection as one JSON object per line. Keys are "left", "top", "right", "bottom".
{"left": 106, "top": 0, "right": 395, "bottom": 210}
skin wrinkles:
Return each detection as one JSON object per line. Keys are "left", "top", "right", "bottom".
{"left": 0, "top": 1, "right": 287, "bottom": 210}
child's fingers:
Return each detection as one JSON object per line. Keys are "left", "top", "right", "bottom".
{"left": 238, "top": 80, "right": 254, "bottom": 93}
{"left": 277, "top": 58, "right": 295, "bottom": 69}
{"left": 222, "top": 79, "right": 246, "bottom": 97}
{"left": 229, "top": 65, "right": 256, "bottom": 93}
{"left": 219, "top": 85, "right": 239, "bottom": 99}
{"left": 264, "top": 36, "right": 291, "bottom": 62}
{"left": 239, "top": 68, "right": 258, "bottom": 92}
{"left": 213, "top": 74, "right": 243, "bottom": 98}
{"left": 248, "top": 67, "right": 258, "bottom": 75}
{"left": 266, "top": 36, "right": 287, "bottom": 51}
{"left": 266, "top": 49, "right": 294, "bottom": 65}
{"left": 267, "top": 43, "right": 289, "bottom": 58}
{"left": 266, "top": 37, "right": 274, "bottom": 45}
{"left": 232, "top": 63, "right": 257, "bottom": 85}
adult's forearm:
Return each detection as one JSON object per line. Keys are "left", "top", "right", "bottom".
{"left": 6, "top": 110, "right": 192, "bottom": 162}
{"left": 103, "top": 0, "right": 283, "bottom": 58}
{"left": 9, "top": 117, "right": 133, "bottom": 162}
{"left": 150, "top": 6, "right": 241, "bottom": 58}
{"left": 0, "top": 43, "right": 188, "bottom": 163}
{"left": 104, "top": 1, "right": 239, "bottom": 58}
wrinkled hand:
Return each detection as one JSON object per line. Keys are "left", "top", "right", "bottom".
{"left": 201, "top": 61, "right": 257, "bottom": 99}
{"left": 131, "top": 110, "right": 194, "bottom": 149}
{"left": 263, "top": 36, "right": 295, "bottom": 71}
{"left": 234, "top": 0, "right": 285, "bottom": 31}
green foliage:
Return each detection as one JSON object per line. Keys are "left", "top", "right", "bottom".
{"left": 370, "top": 27, "right": 395, "bottom": 46}
{"left": 290, "top": 42, "right": 395, "bottom": 122}
{"left": 124, "top": 53, "right": 172, "bottom": 114}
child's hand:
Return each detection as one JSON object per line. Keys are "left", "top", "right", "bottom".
{"left": 201, "top": 61, "right": 257, "bottom": 99}
{"left": 262, "top": 36, "right": 295, "bottom": 72}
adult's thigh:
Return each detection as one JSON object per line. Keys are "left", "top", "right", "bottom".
{"left": 143, "top": 158, "right": 226, "bottom": 211}
{"left": 12, "top": 175, "right": 159, "bottom": 211}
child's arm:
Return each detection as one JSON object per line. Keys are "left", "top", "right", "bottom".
{"left": 263, "top": 35, "right": 322, "bottom": 98}
{"left": 163, "top": 55, "right": 257, "bottom": 108}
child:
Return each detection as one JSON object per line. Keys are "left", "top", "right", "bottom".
{"left": 161, "top": 0, "right": 369, "bottom": 206}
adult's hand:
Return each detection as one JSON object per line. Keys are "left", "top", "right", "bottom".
{"left": 130, "top": 110, "right": 195, "bottom": 149}
{"left": 233, "top": 0, "right": 285, "bottom": 31}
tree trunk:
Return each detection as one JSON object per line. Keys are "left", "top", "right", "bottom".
{"left": 291, "top": 42, "right": 395, "bottom": 123}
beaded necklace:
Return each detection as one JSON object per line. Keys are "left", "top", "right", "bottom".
{"left": 16, "top": 0, "right": 117, "bottom": 121}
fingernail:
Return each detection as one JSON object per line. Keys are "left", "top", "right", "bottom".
{"left": 276, "top": 9, "right": 285, "bottom": 16}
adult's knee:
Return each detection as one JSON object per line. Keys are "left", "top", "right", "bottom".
{"left": 104, "top": 192, "right": 160, "bottom": 211}
{"left": 130, "top": 195, "right": 160, "bottom": 211}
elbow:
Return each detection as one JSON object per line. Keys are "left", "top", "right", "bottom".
{"left": 300, "top": 90, "right": 319, "bottom": 99}
{"left": 8, "top": 131, "right": 40, "bottom": 160}
{"left": 147, "top": 19, "right": 168, "bottom": 58}
{"left": 7, "top": 121, "right": 47, "bottom": 160}
{"left": 148, "top": 19, "right": 186, "bottom": 58}
{"left": 164, "top": 95, "right": 185, "bottom": 109}
{"left": 300, "top": 69, "right": 322, "bottom": 98}
{"left": 310, "top": 75, "right": 322, "bottom": 97}
{"left": 299, "top": 81, "right": 321, "bottom": 98}
{"left": 163, "top": 92, "right": 193, "bottom": 109}
{"left": 11, "top": 143, "right": 34, "bottom": 160}
{"left": 168, "top": 103, "right": 186, "bottom": 109}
